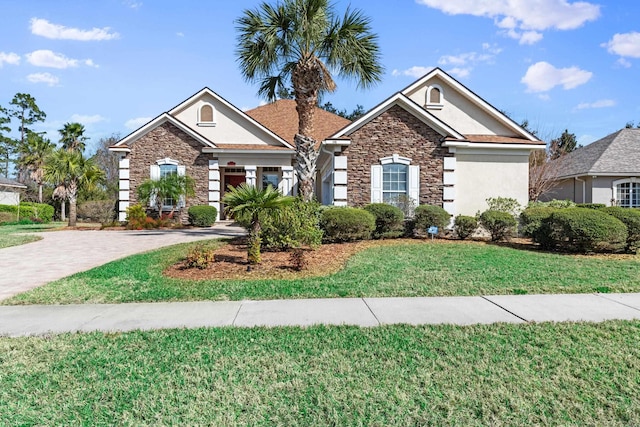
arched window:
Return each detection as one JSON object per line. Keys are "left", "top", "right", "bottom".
{"left": 425, "top": 85, "right": 444, "bottom": 110}
{"left": 198, "top": 103, "right": 216, "bottom": 126}
{"left": 429, "top": 87, "right": 441, "bottom": 104}
{"left": 614, "top": 178, "right": 640, "bottom": 207}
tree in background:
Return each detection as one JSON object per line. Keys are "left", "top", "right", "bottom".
{"left": 90, "top": 135, "right": 120, "bottom": 201}
{"left": 16, "top": 131, "right": 55, "bottom": 203}
{"left": 44, "top": 148, "right": 104, "bottom": 227}
{"left": 59, "top": 122, "right": 88, "bottom": 153}
{"left": 320, "top": 102, "right": 365, "bottom": 121}
{"left": 10, "top": 93, "right": 46, "bottom": 158}
{"left": 0, "top": 106, "right": 11, "bottom": 177}
{"left": 236, "top": 0, "right": 382, "bottom": 201}
{"left": 549, "top": 129, "right": 579, "bottom": 159}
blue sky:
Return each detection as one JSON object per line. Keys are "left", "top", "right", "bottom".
{"left": 1, "top": 0, "right": 639, "bottom": 154}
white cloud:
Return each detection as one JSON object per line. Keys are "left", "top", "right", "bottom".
{"left": 521, "top": 61, "right": 592, "bottom": 92}
{"left": 176, "top": 32, "right": 185, "bottom": 37}
{"left": 417, "top": 0, "right": 600, "bottom": 44}
{"left": 617, "top": 58, "right": 632, "bottom": 68}
{"left": 575, "top": 99, "right": 616, "bottom": 110}
{"left": 27, "top": 72, "right": 59, "bottom": 86}
{"left": 0, "top": 52, "right": 20, "bottom": 67}
{"left": 123, "top": 0, "right": 142, "bottom": 9}
{"left": 30, "top": 18, "right": 119, "bottom": 41}
{"left": 392, "top": 66, "right": 434, "bottom": 78}
{"left": 84, "top": 59, "right": 99, "bottom": 68}
{"left": 125, "top": 117, "right": 152, "bottom": 130}
{"left": 26, "top": 50, "right": 97, "bottom": 69}
{"left": 71, "top": 114, "right": 106, "bottom": 124}
{"left": 602, "top": 32, "right": 640, "bottom": 59}
{"left": 436, "top": 43, "right": 501, "bottom": 77}
{"left": 448, "top": 67, "right": 471, "bottom": 78}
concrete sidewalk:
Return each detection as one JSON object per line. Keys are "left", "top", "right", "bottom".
{"left": 2, "top": 293, "right": 640, "bottom": 337}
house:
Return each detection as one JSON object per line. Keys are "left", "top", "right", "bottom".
{"left": 0, "top": 177, "right": 27, "bottom": 206}
{"left": 317, "top": 68, "right": 544, "bottom": 216}
{"left": 541, "top": 128, "right": 640, "bottom": 207}
{"left": 111, "top": 68, "right": 544, "bottom": 222}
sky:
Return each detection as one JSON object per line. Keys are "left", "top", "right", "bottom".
{"left": 1, "top": 0, "right": 639, "bottom": 155}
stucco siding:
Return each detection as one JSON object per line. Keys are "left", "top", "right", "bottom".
{"left": 455, "top": 152, "right": 530, "bottom": 215}
{"left": 592, "top": 177, "right": 617, "bottom": 206}
{"left": 0, "top": 191, "right": 20, "bottom": 206}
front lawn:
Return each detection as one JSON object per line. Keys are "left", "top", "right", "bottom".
{"left": 1, "top": 321, "right": 639, "bottom": 426}
{"left": 0, "top": 222, "right": 66, "bottom": 249}
{"left": 5, "top": 239, "right": 640, "bottom": 305}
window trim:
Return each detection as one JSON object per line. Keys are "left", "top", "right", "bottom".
{"left": 613, "top": 178, "right": 640, "bottom": 208}
{"left": 371, "top": 154, "right": 419, "bottom": 205}
{"left": 425, "top": 84, "right": 444, "bottom": 110}
{"left": 197, "top": 103, "right": 217, "bottom": 127}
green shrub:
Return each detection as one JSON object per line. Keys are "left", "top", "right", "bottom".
{"left": 0, "top": 202, "right": 54, "bottom": 223}
{"left": 188, "top": 205, "right": 218, "bottom": 227}
{"left": 320, "top": 207, "right": 375, "bottom": 242}
{"left": 261, "top": 199, "right": 322, "bottom": 251}
{"left": 125, "top": 204, "right": 148, "bottom": 229}
{"left": 0, "top": 211, "right": 15, "bottom": 223}
{"left": 520, "top": 206, "right": 557, "bottom": 238}
{"left": 77, "top": 200, "right": 116, "bottom": 224}
{"left": 184, "top": 244, "right": 215, "bottom": 269}
{"left": 528, "top": 199, "right": 576, "bottom": 209}
{"left": 364, "top": 203, "right": 404, "bottom": 239}
{"left": 453, "top": 215, "right": 478, "bottom": 239}
{"left": 413, "top": 204, "right": 450, "bottom": 236}
{"left": 602, "top": 207, "right": 640, "bottom": 252}
{"left": 486, "top": 197, "right": 522, "bottom": 216}
{"left": 576, "top": 203, "right": 606, "bottom": 209}
{"left": 479, "top": 210, "right": 517, "bottom": 241}
{"left": 538, "top": 207, "right": 627, "bottom": 253}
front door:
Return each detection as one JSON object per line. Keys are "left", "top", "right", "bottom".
{"left": 222, "top": 174, "right": 246, "bottom": 219}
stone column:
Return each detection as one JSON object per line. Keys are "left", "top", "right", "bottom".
{"left": 118, "top": 156, "right": 130, "bottom": 222}
{"left": 208, "top": 159, "right": 221, "bottom": 220}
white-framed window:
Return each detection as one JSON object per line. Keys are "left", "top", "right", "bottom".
{"left": 150, "top": 158, "right": 186, "bottom": 210}
{"left": 614, "top": 178, "right": 640, "bottom": 208}
{"left": 198, "top": 103, "right": 216, "bottom": 126}
{"left": 425, "top": 85, "right": 444, "bottom": 110}
{"left": 261, "top": 167, "right": 280, "bottom": 190}
{"left": 371, "top": 154, "right": 419, "bottom": 205}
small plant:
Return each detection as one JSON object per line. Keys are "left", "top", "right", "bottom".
{"left": 188, "top": 205, "right": 218, "bottom": 227}
{"left": 528, "top": 199, "right": 576, "bottom": 209}
{"left": 261, "top": 199, "right": 322, "bottom": 251}
{"left": 320, "top": 207, "right": 375, "bottom": 242}
{"left": 479, "top": 210, "right": 517, "bottom": 241}
{"left": 184, "top": 244, "right": 215, "bottom": 269}
{"left": 389, "top": 194, "right": 417, "bottom": 218}
{"left": 289, "top": 248, "right": 308, "bottom": 271}
{"left": 453, "top": 215, "right": 477, "bottom": 239}
{"left": 486, "top": 197, "right": 522, "bottom": 216}
{"left": 125, "top": 204, "right": 148, "bottom": 229}
{"left": 413, "top": 204, "right": 450, "bottom": 236}
{"left": 364, "top": 203, "right": 404, "bottom": 239}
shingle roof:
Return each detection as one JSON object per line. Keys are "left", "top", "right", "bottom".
{"left": 551, "top": 129, "right": 640, "bottom": 179}
{"left": 245, "top": 99, "right": 351, "bottom": 149}
{"left": 0, "top": 177, "right": 27, "bottom": 189}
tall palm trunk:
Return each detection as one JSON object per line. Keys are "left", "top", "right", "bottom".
{"left": 67, "top": 181, "right": 78, "bottom": 227}
{"left": 248, "top": 219, "right": 262, "bottom": 265}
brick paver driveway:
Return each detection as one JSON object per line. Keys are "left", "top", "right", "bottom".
{"left": 0, "top": 223, "right": 244, "bottom": 300}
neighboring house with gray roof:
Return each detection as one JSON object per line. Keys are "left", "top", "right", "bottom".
{"left": 542, "top": 128, "right": 640, "bottom": 207}
{"left": 0, "top": 177, "right": 27, "bottom": 206}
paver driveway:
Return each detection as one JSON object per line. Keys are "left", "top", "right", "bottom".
{"left": 0, "top": 223, "right": 244, "bottom": 301}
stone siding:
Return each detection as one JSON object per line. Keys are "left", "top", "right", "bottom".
{"left": 126, "top": 122, "right": 209, "bottom": 223}
{"left": 342, "top": 105, "right": 453, "bottom": 207}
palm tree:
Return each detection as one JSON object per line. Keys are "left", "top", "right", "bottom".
{"left": 17, "top": 131, "right": 54, "bottom": 203}
{"left": 222, "top": 183, "right": 294, "bottom": 265}
{"left": 137, "top": 174, "right": 196, "bottom": 218}
{"left": 59, "top": 122, "right": 88, "bottom": 153}
{"left": 236, "top": 0, "right": 382, "bottom": 201}
{"left": 44, "top": 148, "right": 104, "bottom": 226}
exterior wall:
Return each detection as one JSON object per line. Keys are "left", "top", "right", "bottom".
{"left": 404, "top": 75, "right": 516, "bottom": 136}
{"left": 542, "top": 178, "right": 580, "bottom": 202}
{"left": 544, "top": 176, "right": 630, "bottom": 206}
{"left": 455, "top": 151, "right": 530, "bottom": 216}
{"left": 0, "top": 190, "right": 20, "bottom": 205}
{"left": 341, "top": 105, "right": 453, "bottom": 207}
{"left": 125, "top": 122, "right": 210, "bottom": 222}
{"left": 172, "top": 93, "right": 284, "bottom": 146}
{"left": 592, "top": 176, "right": 617, "bottom": 206}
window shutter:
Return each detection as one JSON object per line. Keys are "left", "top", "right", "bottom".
{"left": 177, "top": 165, "right": 186, "bottom": 176}
{"left": 371, "top": 165, "right": 383, "bottom": 203}
{"left": 408, "top": 165, "right": 420, "bottom": 204}
{"left": 150, "top": 164, "right": 160, "bottom": 180}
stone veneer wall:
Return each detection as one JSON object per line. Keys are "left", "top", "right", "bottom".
{"left": 126, "top": 122, "right": 209, "bottom": 223}
{"left": 342, "top": 105, "right": 453, "bottom": 207}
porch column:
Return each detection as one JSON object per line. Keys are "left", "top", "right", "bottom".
{"left": 245, "top": 165, "right": 257, "bottom": 187}
{"left": 118, "top": 156, "right": 130, "bottom": 222}
{"left": 208, "top": 159, "right": 221, "bottom": 220}
{"left": 333, "top": 156, "right": 348, "bottom": 206}
{"left": 442, "top": 154, "right": 456, "bottom": 216}
{"left": 280, "top": 166, "right": 294, "bottom": 196}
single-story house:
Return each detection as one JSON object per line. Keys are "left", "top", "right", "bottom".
{"left": 0, "top": 177, "right": 27, "bottom": 206}
{"left": 110, "top": 68, "right": 544, "bottom": 222}
{"left": 541, "top": 128, "right": 640, "bottom": 207}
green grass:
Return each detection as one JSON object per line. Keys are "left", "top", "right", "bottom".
{"left": 6, "top": 239, "right": 640, "bottom": 305}
{"left": 1, "top": 321, "right": 639, "bottom": 425}
{"left": 0, "top": 221, "right": 66, "bottom": 249}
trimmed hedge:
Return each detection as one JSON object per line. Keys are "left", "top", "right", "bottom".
{"left": 520, "top": 206, "right": 556, "bottom": 238}
{"left": 188, "top": 205, "right": 218, "bottom": 227}
{"left": 77, "top": 200, "right": 116, "bottom": 224}
{"left": 320, "top": 207, "right": 375, "bottom": 242}
{"left": 602, "top": 207, "right": 640, "bottom": 252}
{"left": 576, "top": 203, "right": 606, "bottom": 210}
{"left": 537, "top": 207, "right": 627, "bottom": 253}
{"left": 479, "top": 210, "right": 517, "bottom": 241}
{"left": 413, "top": 204, "right": 450, "bottom": 235}
{"left": 453, "top": 215, "right": 478, "bottom": 240}
{"left": 364, "top": 203, "right": 404, "bottom": 239}
{"left": 0, "top": 202, "right": 54, "bottom": 223}
{"left": 261, "top": 199, "right": 322, "bottom": 251}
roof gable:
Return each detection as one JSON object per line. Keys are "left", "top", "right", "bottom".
{"left": 112, "top": 113, "right": 217, "bottom": 148}
{"left": 402, "top": 68, "right": 539, "bottom": 142}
